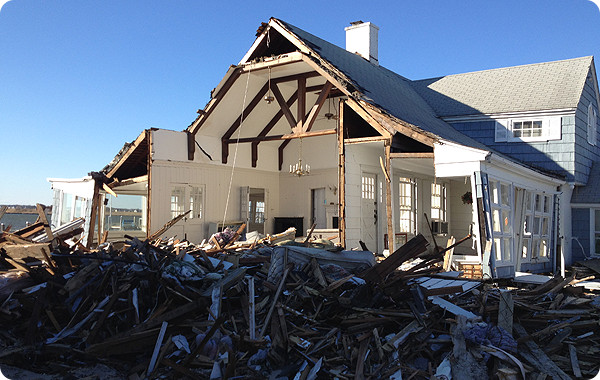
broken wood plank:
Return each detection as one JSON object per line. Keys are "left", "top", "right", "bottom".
{"left": 259, "top": 267, "right": 289, "bottom": 339}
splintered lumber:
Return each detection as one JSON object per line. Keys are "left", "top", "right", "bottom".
{"left": 513, "top": 324, "right": 571, "bottom": 380}
{"left": 359, "top": 234, "right": 429, "bottom": 283}
{"left": 148, "top": 210, "right": 191, "bottom": 240}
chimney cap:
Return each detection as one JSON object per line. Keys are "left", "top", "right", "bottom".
{"left": 349, "top": 20, "right": 364, "bottom": 26}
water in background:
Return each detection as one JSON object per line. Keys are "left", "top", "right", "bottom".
{"left": 0, "top": 213, "right": 39, "bottom": 231}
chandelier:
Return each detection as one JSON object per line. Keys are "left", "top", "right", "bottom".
{"left": 289, "top": 138, "right": 310, "bottom": 176}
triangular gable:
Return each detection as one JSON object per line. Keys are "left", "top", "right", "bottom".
{"left": 103, "top": 130, "right": 149, "bottom": 181}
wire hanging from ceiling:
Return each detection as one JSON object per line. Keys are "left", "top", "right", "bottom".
{"left": 221, "top": 67, "right": 252, "bottom": 230}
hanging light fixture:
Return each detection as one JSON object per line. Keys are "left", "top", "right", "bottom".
{"left": 324, "top": 97, "right": 338, "bottom": 120}
{"left": 264, "top": 67, "right": 274, "bottom": 104}
{"left": 289, "top": 137, "right": 310, "bottom": 177}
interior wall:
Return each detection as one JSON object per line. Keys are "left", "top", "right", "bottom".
{"left": 150, "top": 160, "right": 280, "bottom": 243}
{"left": 278, "top": 168, "right": 338, "bottom": 235}
{"left": 448, "top": 177, "right": 477, "bottom": 256}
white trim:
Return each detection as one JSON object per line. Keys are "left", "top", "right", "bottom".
{"left": 495, "top": 115, "right": 562, "bottom": 143}
{"left": 442, "top": 108, "right": 576, "bottom": 123}
{"left": 572, "top": 203, "right": 600, "bottom": 208}
{"left": 485, "top": 153, "right": 565, "bottom": 185}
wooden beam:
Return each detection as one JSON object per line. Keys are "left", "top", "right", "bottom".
{"left": 221, "top": 82, "right": 270, "bottom": 163}
{"left": 390, "top": 152, "right": 434, "bottom": 159}
{"left": 187, "top": 131, "right": 195, "bottom": 161}
{"left": 108, "top": 175, "right": 148, "bottom": 189}
{"left": 86, "top": 180, "right": 101, "bottom": 248}
{"left": 252, "top": 84, "right": 324, "bottom": 167}
{"left": 225, "top": 129, "right": 336, "bottom": 144}
{"left": 338, "top": 100, "right": 346, "bottom": 247}
{"left": 105, "top": 131, "right": 148, "bottom": 179}
{"left": 360, "top": 101, "right": 437, "bottom": 146}
{"left": 344, "top": 98, "right": 394, "bottom": 138}
{"left": 345, "top": 136, "right": 389, "bottom": 145}
{"left": 188, "top": 67, "right": 241, "bottom": 135}
{"left": 146, "top": 129, "right": 152, "bottom": 237}
{"left": 302, "top": 81, "right": 333, "bottom": 133}
{"left": 385, "top": 141, "right": 394, "bottom": 253}
{"left": 271, "top": 83, "right": 297, "bottom": 129}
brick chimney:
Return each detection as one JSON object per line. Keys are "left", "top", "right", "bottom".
{"left": 345, "top": 21, "right": 379, "bottom": 66}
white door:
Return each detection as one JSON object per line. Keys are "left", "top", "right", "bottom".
{"left": 361, "top": 173, "right": 378, "bottom": 252}
{"left": 311, "top": 188, "right": 327, "bottom": 229}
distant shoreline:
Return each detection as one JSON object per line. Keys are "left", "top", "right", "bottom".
{"left": 2, "top": 207, "right": 52, "bottom": 215}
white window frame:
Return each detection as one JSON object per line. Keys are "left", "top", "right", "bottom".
{"left": 170, "top": 184, "right": 205, "bottom": 224}
{"left": 431, "top": 182, "right": 446, "bottom": 222}
{"left": 587, "top": 102, "right": 597, "bottom": 146}
{"left": 590, "top": 208, "right": 600, "bottom": 257}
{"left": 489, "top": 179, "right": 513, "bottom": 264}
{"left": 398, "top": 177, "right": 417, "bottom": 235}
{"left": 521, "top": 191, "right": 552, "bottom": 263}
{"left": 495, "top": 116, "right": 561, "bottom": 142}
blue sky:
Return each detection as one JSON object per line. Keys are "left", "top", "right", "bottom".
{"left": 0, "top": 0, "right": 599, "bottom": 205}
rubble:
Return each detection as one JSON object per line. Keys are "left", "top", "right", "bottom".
{"left": 0, "top": 210, "right": 599, "bottom": 379}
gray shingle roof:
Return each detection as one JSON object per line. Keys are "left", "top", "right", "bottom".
{"left": 410, "top": 57, "right": 592, "bottom": 117}
{"left": 277, "top": 19, "right": 490, "bottom": 150}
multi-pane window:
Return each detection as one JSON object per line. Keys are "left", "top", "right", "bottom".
{"left": 490, "top": 180, "right": 513, "bottom": 263}
{"left": 170, "top": 187, "right": 185, "bottom": 219}
{"left": 431, "top": 183, "right": 446, "bottom": 221}
{"left": 398, "top": 177, "right": 416, "bottom": 234}
{"left": 512, "top": 120, "right": 543, "bottom": 138}
{"left": 189, "top": 187, "right": 203, "bottom": 219}
{"left": 521, "top": 192, "right": 552, "bottom": 261}
{"left": 362, "top": 175, "right": 375, "bottom": 200}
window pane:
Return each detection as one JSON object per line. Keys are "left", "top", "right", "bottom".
{"left": 522, "top": 238, "right": 530, "bottom": 259}
{"left": 491, "top": 182, "right": 499, "bottom": 204}
{"left": 596, "top": 234, "right": 600, "bottom": 255}
{"left": 534, "top": 217, "right": 541, "bottom": 235}
{"left": 524, "top": 215, "right": 532, "bottom": 234}
{"left": 493, "top": 210, "right": 501, "bottom": 232}
{"left": 539, "top": 239, "right": 548, "bottom": 257}
{"left": 535, "top": 194, "right": 542, "bottom": 212}
{"left": 502, "top": 210, "right": 510, "bottom": 233}
{"left": 171, "top": 187, "right": 185, "bottom": 219}
{"left": 495, "top": 238, "right": 502, "bottom": 261}
{"left": 526, "top": 192, "right": 532, "bottom": 211}
{"left": 595, "top": 210, "right": 600, "bottom": 232}
{"left": 501, "top": 184, "right": 509, "bottom": 205}
{"left": 541, "top": 217, "right": 549, "bottom": 235}
{"left": 504, "top": 238, "right": 512, "bottom": 261}
{"left": 544, "top": 195, "right": 550, "bottom": 213}
{"left": 532, "top": 239, "right": 540, "bottom": 258}
{"left": 189, "top": 187, "right": 202, "bottom": 219}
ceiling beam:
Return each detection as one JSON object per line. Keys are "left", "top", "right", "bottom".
{"left": 271, "top": 83, "right": 297, "bottom": 130}
{"left": 302, "top": 81, "right": 333, "bottom": 133}
{"left": 389, "top": 152, "right": 435, "bottom": 159}
{"left": 225, "top": 128, "right": 336, "bottom": 144}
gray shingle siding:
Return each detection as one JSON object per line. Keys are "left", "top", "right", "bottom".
{"left": 449, "top": 118, "right": 577, "bottom": 181}
{"left": 573, "top": 77, "right": 600, "bottom": 184}
{"left": 572, "top": 208, "right": 591, "bottom": 262}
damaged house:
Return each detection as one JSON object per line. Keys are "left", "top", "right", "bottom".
{"left": 49, "top": 18, "right": 600, "bottom": 278}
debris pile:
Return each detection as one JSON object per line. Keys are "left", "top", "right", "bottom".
{"left": 0, "top": 212, "right": 599, "bottom": 379}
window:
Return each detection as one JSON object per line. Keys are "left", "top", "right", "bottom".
{"left": 103, "top": 194, "right": 146, "bottom": 232}
{"left": 431, "top": 182, "right": 446, "bottom": 221}
{"left": 490, "top": 180, "right": 513, "bottom": 263}
{"left": 495, "top": 116, "right": 560, "bottom": 142}
{"left": 592, "top": 209, "right": 600, "bottom": 256}
{"left": 398, "top": 177, "right": 416, "bottom": 234}
{"left": 588, "top": 103, "right": 597, "bottom": 146}
{"left": 171, "top": 185, "right": 204, "bottom": 222}
{"left": 189, "top": 186, "right": 203, "bottom": 219}
{"left": 362, "top": 175, "right": 375, "bottom": 200}
{"left": 521, "top": 192, "right": 552, "bottom": 261}
{"left": 170, "top": 186, "right": 185, "bottom": 219}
